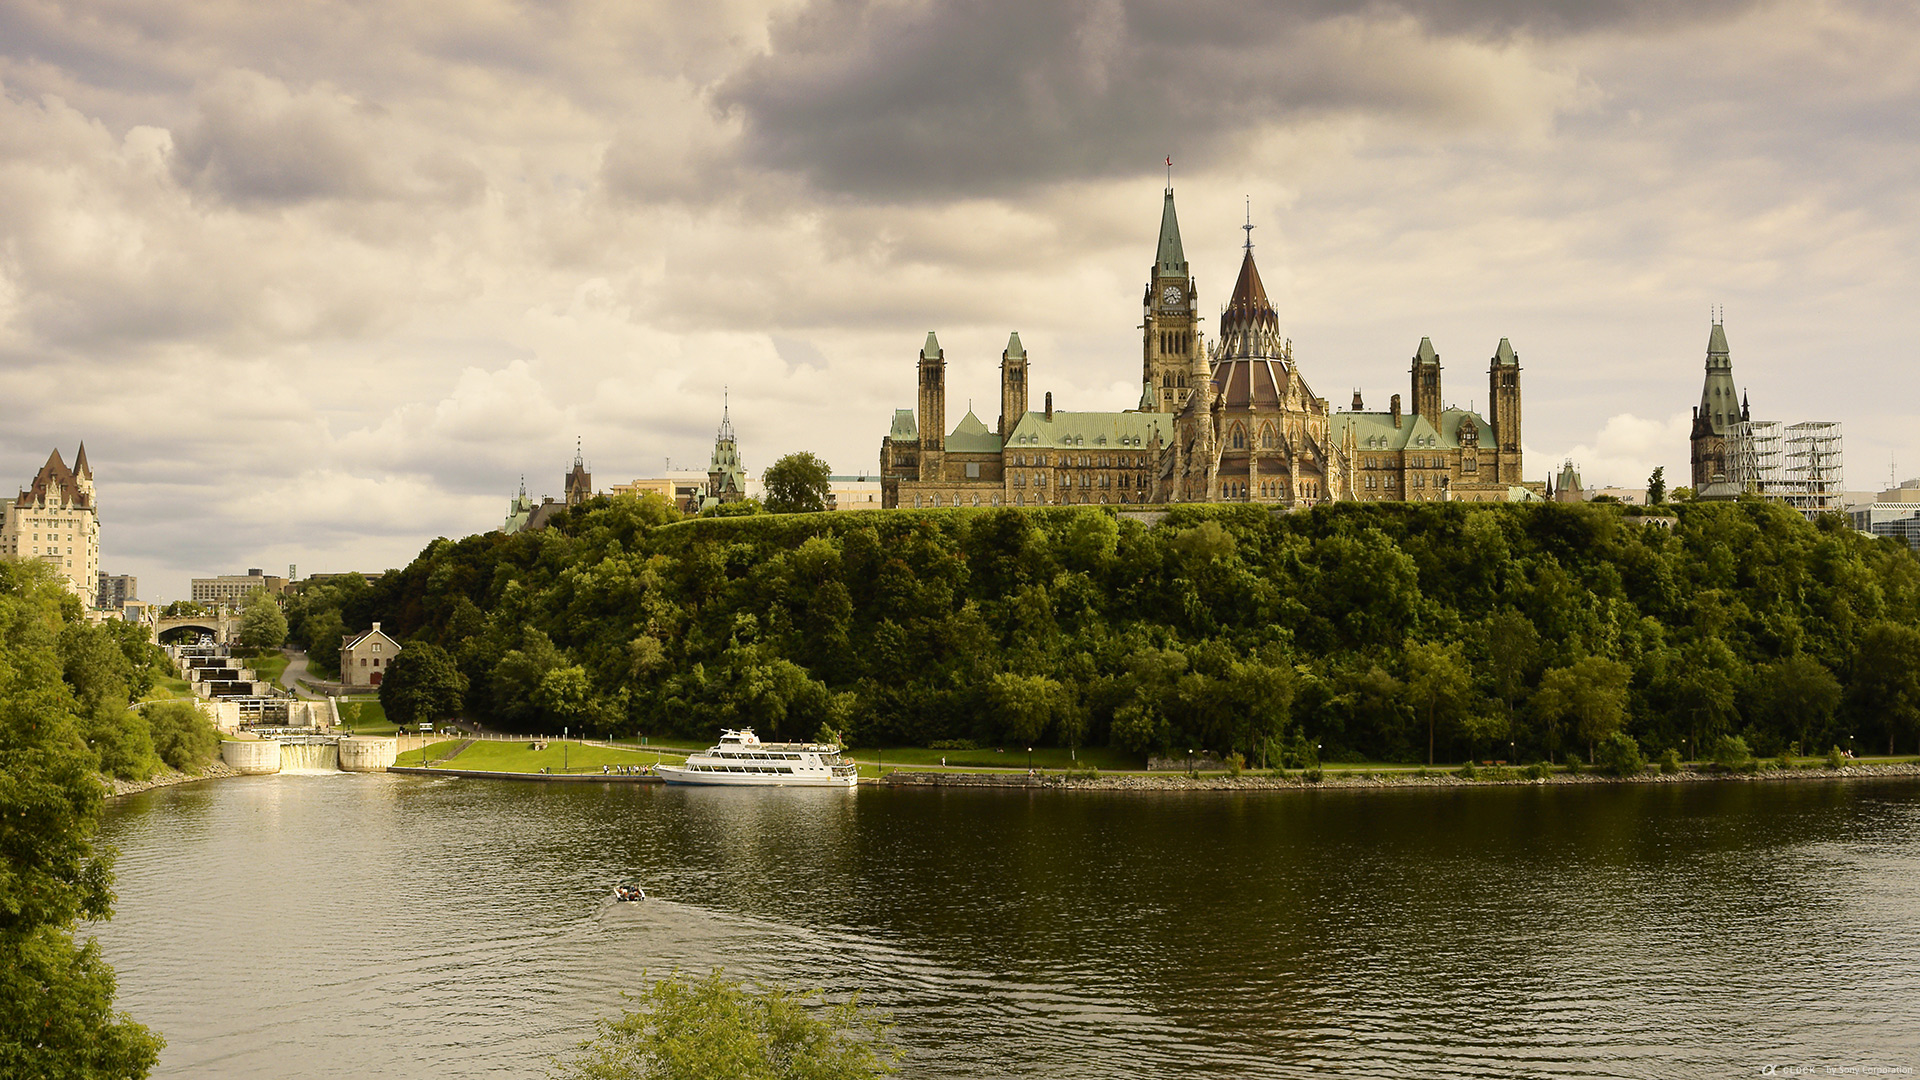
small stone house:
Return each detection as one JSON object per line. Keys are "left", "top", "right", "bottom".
{"left": 340, "top": 622, "right": 403, "bottom": 688}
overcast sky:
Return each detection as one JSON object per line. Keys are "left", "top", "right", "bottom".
{"left": 4, "top": 0, "right": 1917, "bottom": 602}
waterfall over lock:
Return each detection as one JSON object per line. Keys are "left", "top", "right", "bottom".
{"left": 278, "top": 742, "right": 340, "bottom": 774}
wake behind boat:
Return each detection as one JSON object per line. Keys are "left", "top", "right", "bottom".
{"left": 655, "top": 728, "right": 858, "bottom": 788}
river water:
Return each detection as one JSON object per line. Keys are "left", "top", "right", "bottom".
{"left": 92, "top": 774, "right": 1920, "bottom": 1078}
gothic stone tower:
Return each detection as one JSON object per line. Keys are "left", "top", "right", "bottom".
{"left": 1411, "top": 338, "right": 1442, "bottom": 427}
{"left": 999, "top": 332, "right": 1028, "bottom": 441}
{"left": 1690, "top": 319, "right": 1743, "bottom": 490}
{"left": 564, "top": 439, "right": 593, "bottom": 506}
{"left": 707, "top": 399, "right": 749, "bottom": 504}
{"left": 1488, "top": 337, "right": 1523, "bottom": 482}
{"left": 917, "top": 331, "right": 947, "bottom": 482}
{"left": 1142, "top": 186, "right": 1201, "bottom": 413}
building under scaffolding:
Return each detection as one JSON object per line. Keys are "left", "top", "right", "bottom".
{"left": 1726, "top": 419, "right": 1843, "bottom": 518}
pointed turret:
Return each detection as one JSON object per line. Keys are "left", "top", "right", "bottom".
{"left": 1138, "top": 381, "right": 1155, "bottom": 411}
{"left": 1691, "top": 317, "right": 1745, "bottom": 491}
{"left": 1410, "top": 337, "right": 1442, "bottom": 426}
{"left": 1218, "top": 249, "right": 1280, "bottom": 356}
{"left": 917, "top": 330, "right": 947, "bottom": 477}
{"left": 73, "top": 442, "right": 91, "bottom": 478}
{"left": 1492, "top": 338, "right": 1518, "bottom": 366}
{"left": 1155, "top": 186, "right": 1187, "bottom": 277}
{"left": 998, "top": 332, "right": 1029, "bottom": 440}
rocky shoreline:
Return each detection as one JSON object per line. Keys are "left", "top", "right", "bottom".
{"left": 877, "top": 761, "right": 1920, "bottom": 791}
{"left": 101, "top": 760, "right": 243, "bottom": 798}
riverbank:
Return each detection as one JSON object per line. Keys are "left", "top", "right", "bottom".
{"left": 876, "top": 760, "right": 1920, "bottom": 790}
{"left": 101, "top": 759, "right": 243, "bottom": 798}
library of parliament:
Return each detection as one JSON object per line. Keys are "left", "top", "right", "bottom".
{"left": 878, "top": 185, "right": 1537, "bottom": 509}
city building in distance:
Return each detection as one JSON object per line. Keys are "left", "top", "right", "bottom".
{"left": 1, "top": 445, "right": 100, "bottom": 604}
{"left": 97, "top": 571, "right": 137, "bottom": 611}
{"left": 191, "top": 569, "right": 288, "bottom": 605}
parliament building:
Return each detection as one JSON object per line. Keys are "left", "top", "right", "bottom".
{"left": 879, "top": 185, "right": 1536, "bottom": 508}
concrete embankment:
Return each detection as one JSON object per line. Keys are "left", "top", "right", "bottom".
{"left": 387, "top": 766, "right": 662, "bottom": 783}
{"left": 877, "top": 761, "right": 1920, "bottom": 791}
{"left": 221, "top": 739, "right": 283, "bottom": 775}
{"left": 338, "top": 737, "right": 398, "bottom": 772}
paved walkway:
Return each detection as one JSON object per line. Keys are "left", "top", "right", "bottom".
{"left": 279, "top": 649, "right": 317, "bottom": 698}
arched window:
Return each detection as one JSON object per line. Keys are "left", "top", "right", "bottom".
{"left": 1231, "top": 426, "right": 1245, "bottom": 449}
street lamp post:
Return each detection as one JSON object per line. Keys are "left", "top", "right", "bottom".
{"left": 1026, "top": 747, "right": 1032, "bottom": 775}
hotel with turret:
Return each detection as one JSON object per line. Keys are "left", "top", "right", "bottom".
{"left": 879, "top": 185, "right": 1539, "bottom": 508}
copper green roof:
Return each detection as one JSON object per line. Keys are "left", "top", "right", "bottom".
{"left": 1334, "top": 406, "right": 1492, "bottom": 452}
{"left": 1492, "top": 338, "right": 1518, "bottom": 366}
{"left": 921, "top": 331, "right": 941, "bottom": 360}
{"left": 1004, "top": 332, "right": 1024, "bottom": 359}
{"left": 889, "top": 409, "right": 918, "bottom": 439}
{"left": 947, "top": 410, "right": 1002, "bottom": 454}
{"left": 1415, "top": 337, "right": 1439, "bottom": 365}
{"left": 1697, "top": 320, "right": 1741, "bottom": 435}
{"left": 1155, "top": 188, "right": 1187, "bottom": 277}
{"left": 1005, "top": 410, "right": 1171, "bottom": 450}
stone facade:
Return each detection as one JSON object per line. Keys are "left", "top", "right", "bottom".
{"left": 878, "top": 186, "right": 1533, "bottom": 508}
{"left": 340, "top": 622, "right": 403, "bottom": 688}
{"left": 1690, "top": 319, "right": 1745, "bottom": 497}
{"left": 1157, "top": 248, "right": 1337, "bottom": 505}
{"left": 1, "top": 445, "right": 100, "bottom": 603}
{"left": 1331, "top": 338, "right": 1530, "bottom": 503}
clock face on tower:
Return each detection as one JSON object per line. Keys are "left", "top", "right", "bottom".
{"left": 1161, "top": 284, "right": 1184, "bottom": 309}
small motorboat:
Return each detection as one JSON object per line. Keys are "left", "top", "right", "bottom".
{"left": 613, "top": 881, "right": 647, "bottom": 902}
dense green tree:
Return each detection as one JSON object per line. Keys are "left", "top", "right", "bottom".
{"left": 1746, "top": 655, "right": 1842, "bottom": 755}
{"left": 1533, "top": 656, "right": 1630, "bottom": 764}
{"left": 1405, "top": 640, "right": 1471, "bottom": 766}
{"left": 144, "top": 701, "right": 219, "bottom": 772}
{"left": 379, "top": 642, "right": 469, "bottom": 728}
{"left": 762, "top": 452, "right": 834, "bottom": 514}
{"left": 550, "top": 970, "right": 899, "bottom": 1080}
{"left": 1851, "top": 621, "right": 1920, "bottom": 755}
{"left": 0, "top": 561, "right": 164, "bottom": 1078}
{"left": 303, "top": 608, "right": 345, "bottom": 678}
{"left": 305, "top": 498, "right": 1920, "bottom": 764}
{"left": 239, "top": 589, "right": 288, "bottom": 648}
{"left": 1646, "top": 467, "right": 1667, "bottom": 505}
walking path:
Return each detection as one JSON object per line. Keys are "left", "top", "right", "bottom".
{"left": 279, "top": 649, "right": 317, "bottom": 698}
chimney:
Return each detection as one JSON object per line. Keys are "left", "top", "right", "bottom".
{"left": 1045, "top": 392, "right": 1053, "bottom": 421}
{"left": 1391, "top": 394, "right": 1402, "bottom": 429}
{"left": 372, "top": 621, "right": 382, "bottom": 633}
{"left": 1351, "top": 389, "right": 1365, "bottom": 411}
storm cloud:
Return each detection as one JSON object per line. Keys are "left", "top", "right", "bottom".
{"left": 0, "top": 0, "right": 1915, "bottom": 599}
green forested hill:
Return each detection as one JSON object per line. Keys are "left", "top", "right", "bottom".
{"left": 287, "top": 497, "right": 1920, "bottom": 763}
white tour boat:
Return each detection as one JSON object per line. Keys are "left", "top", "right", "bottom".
{"left": 655, "top": 728, "right": 859, "bottom": 788}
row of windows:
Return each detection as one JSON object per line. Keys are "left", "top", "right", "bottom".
{"left": 912, "top": 491, "right": 1147, "bottom": 508}
{"left": 1006, "top": 452, "right": 1148, "bottom": 468}
{"left": 1158, "top": 330, "right": 1192, "bottom": 354}
{"left": 1220, "top": 480, "right": 1321, "bottom": 500}
{"left": 1363, "top": 454, "right": 1461, "bottom": 470}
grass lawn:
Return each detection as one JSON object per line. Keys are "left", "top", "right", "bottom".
{"left": 848, "top": 744, "right": 1144, "bottom": 773}
{"left": 396, "top": 738, "right": 670, "bottom": 772}
{"left": 142, "top": 675, "right": 195, "bottom": 702}
{"left": 247, "top": 654, "right": 289, "bottom": 685}
{"left": 336, "top": 698, "right": 397, "bottom": 735}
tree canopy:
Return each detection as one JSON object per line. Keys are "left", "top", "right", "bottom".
{"left": 239, "top": 589, "right": 288, "bottom": 648}
{"left": 550, "top": 970, "right": 899, "bottom": 1080}
{"left": 762, "top": 453, "right": 834, "bottom": 514}
{"left": 277, "top": 497, "right": 1920, "bottom": 764}
{"left": 379, "top": 642, "right": 468, "bottom": 727}
{"left": 0, "top": 559, "right": 163, "bottom": 1078}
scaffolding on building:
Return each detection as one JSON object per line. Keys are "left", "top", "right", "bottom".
{"left": 1783, "top": 421, "right": 1844, "bottom": 515}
